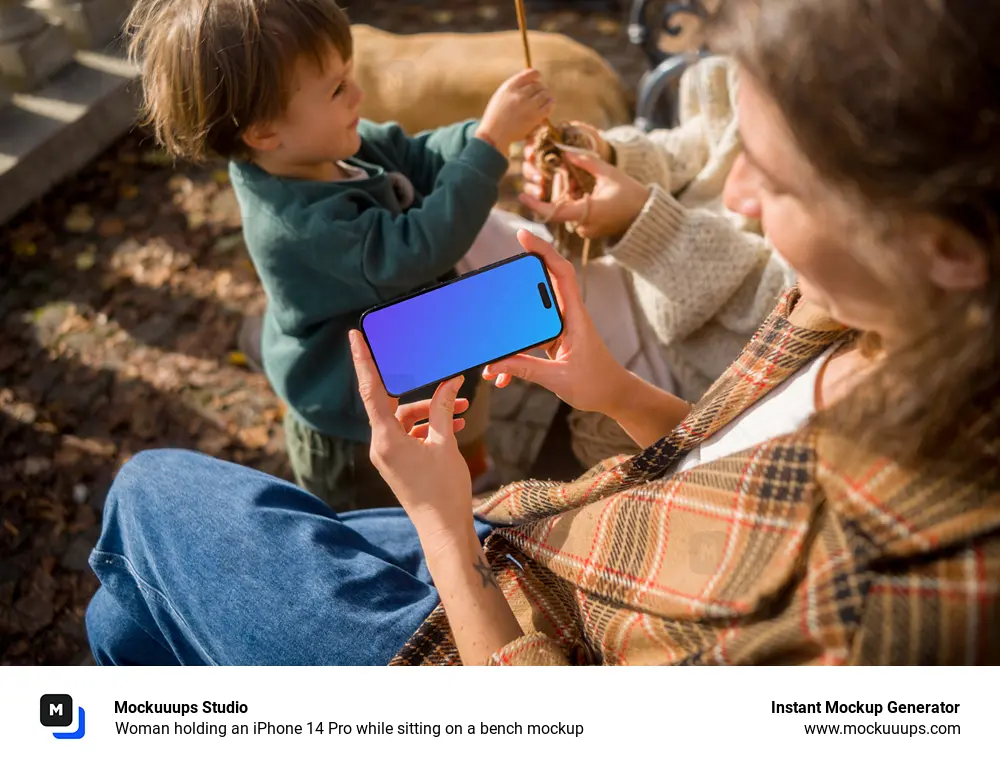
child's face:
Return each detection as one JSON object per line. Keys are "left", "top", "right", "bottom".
{"left": 252, "top": 48, "right": 364, "bottom": 166}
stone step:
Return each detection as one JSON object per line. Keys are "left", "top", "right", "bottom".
{"left": 0, "top": 37, "right": 138, "bottom": 226}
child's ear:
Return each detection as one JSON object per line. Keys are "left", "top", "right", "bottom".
{"left": 242, "top": 121, "right": 281, "bottom": 153}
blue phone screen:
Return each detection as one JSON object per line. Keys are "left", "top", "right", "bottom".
{"left": 361, "top": 254, "right": 563, "bottom": 396}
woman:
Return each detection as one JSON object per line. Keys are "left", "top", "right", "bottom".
{"left": 87, "top": 0, "right": 999, "bottom": 665}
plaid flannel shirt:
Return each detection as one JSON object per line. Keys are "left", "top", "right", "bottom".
{"left": 391, "top": 289, "right": 1000, "bottom": 665}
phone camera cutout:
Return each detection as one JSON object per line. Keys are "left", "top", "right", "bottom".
{"left": 537, "top": 282, "right": 552, "bottom": 309}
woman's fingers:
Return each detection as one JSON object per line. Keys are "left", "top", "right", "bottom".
{"left": 484, "top": 352, "right": 557, "bottom": 389}
{"left": 518, "top": 193, "right": 588, "bottom": 223}
{"left": 426, "top": 376, "right": 465, "bottom": 445}
{"left": 409, "top": 418, "right": 465, "bottom": 440}
{"left": 349, "top": 330, "right": 401, "bottom": 437}
{"left": 564, "top": 147, "right": 613, "bottom": 175}
{"left": 522, "top": 181, "right": 544, "bottom": 200}
{"left": 515, "top": 229, "right": 584, "bottom": 317}
{"left": 396, "top": 398, "right": 469, "bottom": 432}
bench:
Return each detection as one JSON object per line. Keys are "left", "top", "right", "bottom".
{"left": 628, "top": 0, "right": 711, "bottom": 129}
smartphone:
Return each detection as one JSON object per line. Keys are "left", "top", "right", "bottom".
{"left": 360, "top": 252, "right": 563, "bottom": 398}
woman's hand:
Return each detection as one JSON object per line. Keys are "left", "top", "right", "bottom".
{"left": 350, "top": 331, "right": 473, "bottom": 533}
{"left": 519, "top": 149, "right": 651, "bottom": 241}
{"left": 521, "top": 120, "right": 612, "bottom": 198}
{"left": 351, "top": 332, "right": 526, "bottom": 666}
{"left": 482, "top": 229, "right": 632, "bottom": 415}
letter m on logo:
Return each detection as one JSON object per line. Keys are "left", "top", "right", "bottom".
{"left": 40, "top": 694, "right": 73, "bottom": 727}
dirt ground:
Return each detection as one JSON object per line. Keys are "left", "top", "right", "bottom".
{"left": 0, "top": 0, "right": 646, "bottom": 665}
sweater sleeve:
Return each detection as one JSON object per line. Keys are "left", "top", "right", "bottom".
{"left": 364, "top": 119, "right": 484, "bottom": 197}
{"left": 486, "top": 633, "right": 573, "bottom": 666}
{"left": 604, "top": 120, "right": 709, "bottom": 194}
{"left": 608, "top": 185, "right": 785, "bottom": 345}
{"left": 303, "top": 137, "right": 508, "bottom": 299}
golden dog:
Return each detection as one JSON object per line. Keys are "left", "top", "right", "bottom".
{"left": 352, "top": 24, "right": 631, "bottom": 135}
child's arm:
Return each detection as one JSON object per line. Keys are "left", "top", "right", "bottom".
{"left": 367, "top": 69, "right": 554, "bottom": 197}
{"left": 300, "top": 138, "right": 508, "bottom": 297}
{"left": 363, "top": 120, "right": 483, "bottom": 198}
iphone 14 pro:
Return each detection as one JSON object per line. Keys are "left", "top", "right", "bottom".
{"left": 360, "top": 252, "right": 564, "bottom": 398}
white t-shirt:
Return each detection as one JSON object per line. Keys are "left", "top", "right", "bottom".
{"left": 337, "top": 161, "right": 369, "bottom": 181}
{"left": 673, "top": 345, "right": 838, "bottom": 474}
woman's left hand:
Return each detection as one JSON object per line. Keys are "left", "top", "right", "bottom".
{"left": 519, "top": 149, "right": 651, "bottom": 241}
{"left": 349, "top": 330, "right": 473, "bottom": 533}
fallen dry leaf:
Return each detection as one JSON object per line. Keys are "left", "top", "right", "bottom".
{"left": 72, "top": 484, "right": 89, "bottom": 505}
{"left": 197, "top": 431, "right": 234, "bottom": 454}
{"left": 22, "top": 456, "right": 53, "bottom": 477}
{"left": 227, "top": 350, "right": 249, "bottom": 367}
{"left": 211, "top": 233, "right": 244, "bottom": 254}
{"left": 141, "top": 148, "right": 173, "bottom": 166}
{"left": 75, "top": 251, "right": 96, "bottom": 271}
{"left": 239, "top": 425, "right": 270, "bottom": 449}
{"left": 432, "top": 10, "right": 454, "bottom": 24}
{"left": 98, "top": 217, "right": 126, "bottom": 237}
{"left": 13, "top": 240, "right": 36, "bottom": 257}
{"left": 64, "top": 206, "right": 95, "bottom": 234}
{"left": 211, "top": 169, "right": 230, "bottom": 185}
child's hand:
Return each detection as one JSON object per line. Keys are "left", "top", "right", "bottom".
{"left": 476, "top": 69, "right": 555, "bottom": 151}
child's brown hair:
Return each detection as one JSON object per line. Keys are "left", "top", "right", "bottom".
{"left": 127, "top": 0, "right": 353, "bottom": 162}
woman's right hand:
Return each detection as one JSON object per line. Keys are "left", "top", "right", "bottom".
{"left": 482, "top": 229, "right": 631, "bottom": 415}
{"left": 521, "top": 120, "right": 612, "bottom": 199}
{"left": 519, "top": 149, "right": 651, "bottom": 241}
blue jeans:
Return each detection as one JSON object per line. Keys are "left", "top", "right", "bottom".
{"left": 85, "top": 449, "right": 493, "bottom": 665}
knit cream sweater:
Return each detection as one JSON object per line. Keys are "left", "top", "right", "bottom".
{"left": 603, "top": 56, "right": 795, "bottom": 402}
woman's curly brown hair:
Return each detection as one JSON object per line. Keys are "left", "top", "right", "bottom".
{"left": 709, "top": 0, "right": 1000, "bottom": 479}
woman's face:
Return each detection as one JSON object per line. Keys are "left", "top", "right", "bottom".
{"left": 723, "top": 71, "right": 897, "bottom": 336}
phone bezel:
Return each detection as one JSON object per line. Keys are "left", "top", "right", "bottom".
{"left": 359, "top": 251, "right": 565, "bottom": 398}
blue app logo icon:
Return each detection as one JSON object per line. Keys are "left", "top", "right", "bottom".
{"left": 40, "top": 694, "right": 86, "bottom": 739}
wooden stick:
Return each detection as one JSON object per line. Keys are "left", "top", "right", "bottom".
{"left": 514, "top": 0, "right": 532, "bottom": 69}
{"left": 513, "top": 0, "right": 591, "bottom": 303}
{"left": 514, "top": 0, "right": 559, "bottom": 134}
